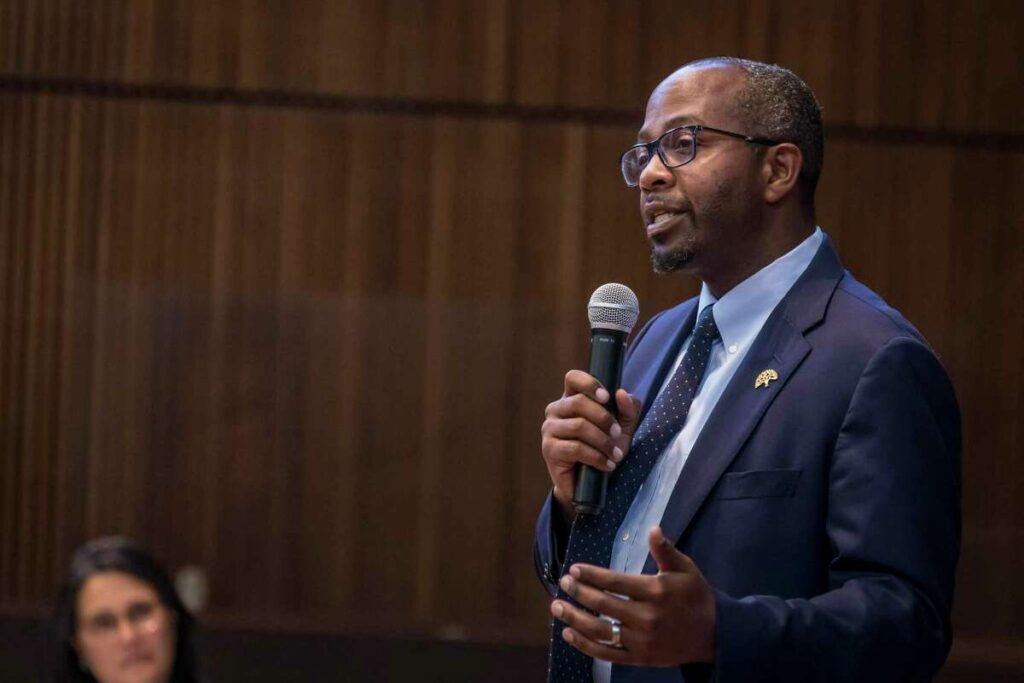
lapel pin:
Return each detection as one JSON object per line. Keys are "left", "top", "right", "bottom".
{"left": 754, "top": 369, "right": 779, "bottom": 389}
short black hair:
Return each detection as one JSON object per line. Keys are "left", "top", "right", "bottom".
{"left": 685, "top": 57, "right": 825, "bottom": 207}
{"left": 51, "top": 537, "right": 199, "bottom": 683}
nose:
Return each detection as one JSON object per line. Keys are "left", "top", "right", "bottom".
{"left": 116, "top": 619, "right": 143, "bottom": 643}
{"left": 638, "top": 151, "right": 674, "bottom": 191}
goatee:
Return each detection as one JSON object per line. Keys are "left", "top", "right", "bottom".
{"left": 651, "top": 244, "right": 694, "bottom": 274}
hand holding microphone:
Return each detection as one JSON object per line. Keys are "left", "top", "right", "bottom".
{"left": 541, "top": 284, "right": 642, "bottom": 519}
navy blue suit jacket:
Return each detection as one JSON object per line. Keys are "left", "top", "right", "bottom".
{"left": 535, "top": 237, "right": 961, "bottom": 682}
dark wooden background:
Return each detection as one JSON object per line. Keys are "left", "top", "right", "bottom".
{"left": 1, "top": 0, "right": 1022, "bottom": 679}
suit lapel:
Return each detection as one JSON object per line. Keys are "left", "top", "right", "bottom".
{"left": 642, "top": 237, "right": 846, "bottom": 572}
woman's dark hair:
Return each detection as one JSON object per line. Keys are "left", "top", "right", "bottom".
{"left": 51, "top": 536, "right": 198, "bottom": 683}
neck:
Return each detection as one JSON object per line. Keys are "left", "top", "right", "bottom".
{"left": 700, "top": 218, "right": 815, "bottom": 298}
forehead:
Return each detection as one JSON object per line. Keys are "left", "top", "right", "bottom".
{"left": 639, "top": 65, "right": 746, "bottom": 141}
{"left": 77, "top": 571, "right": 160, "bottom": 617}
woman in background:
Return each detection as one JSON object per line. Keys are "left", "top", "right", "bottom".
{"left": 52, "top": 536, "right": 198, "bottom": 683}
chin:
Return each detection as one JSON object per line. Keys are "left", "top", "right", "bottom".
{"left": 117, "top": 662, "right": 167, "bottom": 683}
{"left": 650, "top": 243, "right": 696, "bottom": 274}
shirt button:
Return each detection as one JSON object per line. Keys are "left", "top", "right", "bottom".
{"left": 621, "top": 531, "right": 631, "bottom": 541}
{"left": 728, "top": 344, "right": 738, "bottom": 354}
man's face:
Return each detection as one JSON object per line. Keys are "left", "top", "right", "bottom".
{"left": 636, "top": 65, "right": 764, "bottom": 281}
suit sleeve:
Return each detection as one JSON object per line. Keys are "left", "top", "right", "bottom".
{"left": 534, "top": 493, "right": 566, "bottom": 596}
{"left": 711, "top": 337, "right": 961, "bottom": 682}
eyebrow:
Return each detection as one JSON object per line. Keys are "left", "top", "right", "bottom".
{"left": 637, "top": 115, "right": 705, "bottom": 143}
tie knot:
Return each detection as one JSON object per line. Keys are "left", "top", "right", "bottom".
{"left": 694, "top": 304, "right": 721, "bottom": 343}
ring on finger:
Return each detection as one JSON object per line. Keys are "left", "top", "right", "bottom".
{"left": 599, "top": 619, "right": 624, "bottom": 649}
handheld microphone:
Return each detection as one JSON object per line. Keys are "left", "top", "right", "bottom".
{"left": 572, "top": 283, "right": 640, "bottom": 515}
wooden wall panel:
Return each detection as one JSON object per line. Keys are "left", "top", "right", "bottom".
{"left": 2, "top": 88, "right": 1022, "bottom": 646}
{"left": 2, "top": 0, "right": 1022, "bottom": 132}
{"left": 1, "top": 0, "right": 1022, "bottom": 677}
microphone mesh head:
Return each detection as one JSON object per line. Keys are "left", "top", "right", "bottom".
{"left": 588, "top": 283, "right": 640, "bottom": 333}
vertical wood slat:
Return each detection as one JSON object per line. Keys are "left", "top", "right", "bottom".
{"left": 1, "top": 95, "right": 17, "bottom": 600}
{"left": 52, "top": 95, "right": 81, "bottom": 582}
{"left": 29, "top": 92, "right": 58, "bottom": 602}
{"left": 12, "top": 93, "right": 41, "bottom": 602}
{"left": 0, "top": 95, "right": 15, "bottom": 600}
{"left": 202, "top": 104, "right": 236, "bottom": 607}
{"left": 414, "top": 117, "right": 456, "bottom": 619}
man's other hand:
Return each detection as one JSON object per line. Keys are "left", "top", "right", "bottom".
{"left": 550, "top": 527, "right": 717, "bottom": 666}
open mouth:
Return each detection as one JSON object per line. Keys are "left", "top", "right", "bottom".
{"left": 646, "top": 211, "right": 683, "bottom": 236}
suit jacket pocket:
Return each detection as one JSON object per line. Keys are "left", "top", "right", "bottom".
{"left": 709, "top": 468, "right": 802, "bottom": 501}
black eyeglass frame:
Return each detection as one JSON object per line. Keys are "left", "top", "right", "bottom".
{"left": 620, "top": 124, "right": 779, "bottom": 187}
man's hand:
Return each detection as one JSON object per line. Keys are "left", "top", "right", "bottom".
{"left": 550, "top": 527, "right": 717, "bottom": 666}
{"left": 541, "top": 370, "right": 642, "bottom": 519}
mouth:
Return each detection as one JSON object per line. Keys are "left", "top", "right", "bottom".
{"left": 645, "top": 210, "right": 685, "bottom": 238}
{"left": 120, "top": 652, "right": 154, "bottom": 668}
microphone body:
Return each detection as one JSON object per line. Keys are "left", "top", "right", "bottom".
{"left": 572, "top": 284, "right": 639, "bottom": 515}
{"left": 572, "top": 327, "right": 628, "bottom": 514}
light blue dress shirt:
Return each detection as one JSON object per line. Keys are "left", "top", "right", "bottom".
{"left": 593, "top": 227, "right": 823, "bottom": 683}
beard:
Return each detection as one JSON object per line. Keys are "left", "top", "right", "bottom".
{"left": 648, "top": 211, "right": 699, "bottom": 274}
{"left": 650, "top": 241, "right": 695, "bottom": 274}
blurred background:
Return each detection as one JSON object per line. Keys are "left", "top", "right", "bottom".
{"left": 0, "top": 0, "right": 1021, "bottom": 680}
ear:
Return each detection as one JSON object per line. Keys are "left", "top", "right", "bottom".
{"left": 761, "top": 142, "right": 803, "bottom": 204}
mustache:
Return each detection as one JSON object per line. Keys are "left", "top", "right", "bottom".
{"left": 643, "top": 195, "right": 693, "bottom": 212}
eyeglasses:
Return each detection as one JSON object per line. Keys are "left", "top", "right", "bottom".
{"left": 619, "top": 125, "right": 778, "bottom": 187}
{"left": 78, "top": 600, "right": 165, "bottom": 640}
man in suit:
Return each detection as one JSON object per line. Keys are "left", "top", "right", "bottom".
{"left": 535, "top": 57, "right": 960, "bottom": 682}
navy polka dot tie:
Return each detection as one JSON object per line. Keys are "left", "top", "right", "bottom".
{"left": 548, "top": 305, "right": 721, "bottom": 682}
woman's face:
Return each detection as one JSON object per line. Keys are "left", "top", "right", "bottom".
{"left": 74, "top": 571, "right": 177, "bottom": 683}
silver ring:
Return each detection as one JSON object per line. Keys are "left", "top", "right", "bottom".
{"left": 609, "top": 621, "right": 623, "bottom": 648}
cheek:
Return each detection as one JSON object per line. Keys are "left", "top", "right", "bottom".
{"left": 151, "top": 622, "right": 178, "bottom": 673}
{"left": 701, "top": 174, "right": 750, "bottom": 220}
{"left": 78, "top": 640, "right": 122, "bottom": 681}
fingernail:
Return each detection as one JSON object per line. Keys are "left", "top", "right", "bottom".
{"left": 612, "top": 446, "right": 623, "bottom": 462}
{"left": 551, "top": 602, "right": 564, "bottom": 618}
{"left": 595, "top": 387, "right": 610, "bottom": 403}
{"left": 563, "top": 629, "right": 575, "bottom": 644}
{"left": 605, "top": 458, "right": 616, "bottom": 470}
{"left": 609, "top": 422, "right": 622, "bottom": 438}
{"left": 559, "top": 575, "right": 572, "bottom": 592}
{"left": 569, "top": 565, "right": 581, "bottom": 578}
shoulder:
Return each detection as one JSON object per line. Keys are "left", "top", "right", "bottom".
{"left": 809, "top": 271, "right": 957, "bottom": 417}
{"left": 809, "top": 271, "right": 942, "bottom": 368}
{"left": 830, "top": 273, "right": 928, "bottom": 345}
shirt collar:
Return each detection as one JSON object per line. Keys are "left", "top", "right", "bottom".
{"left": 696, "top": 227, "right": 824, "bottom": 350}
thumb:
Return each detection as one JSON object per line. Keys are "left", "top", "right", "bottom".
{"left": 648, "top": 526, "right": 693, "bottom": 574}
{"left": 615, "top": 389, "right": 643, "bottom": 436}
